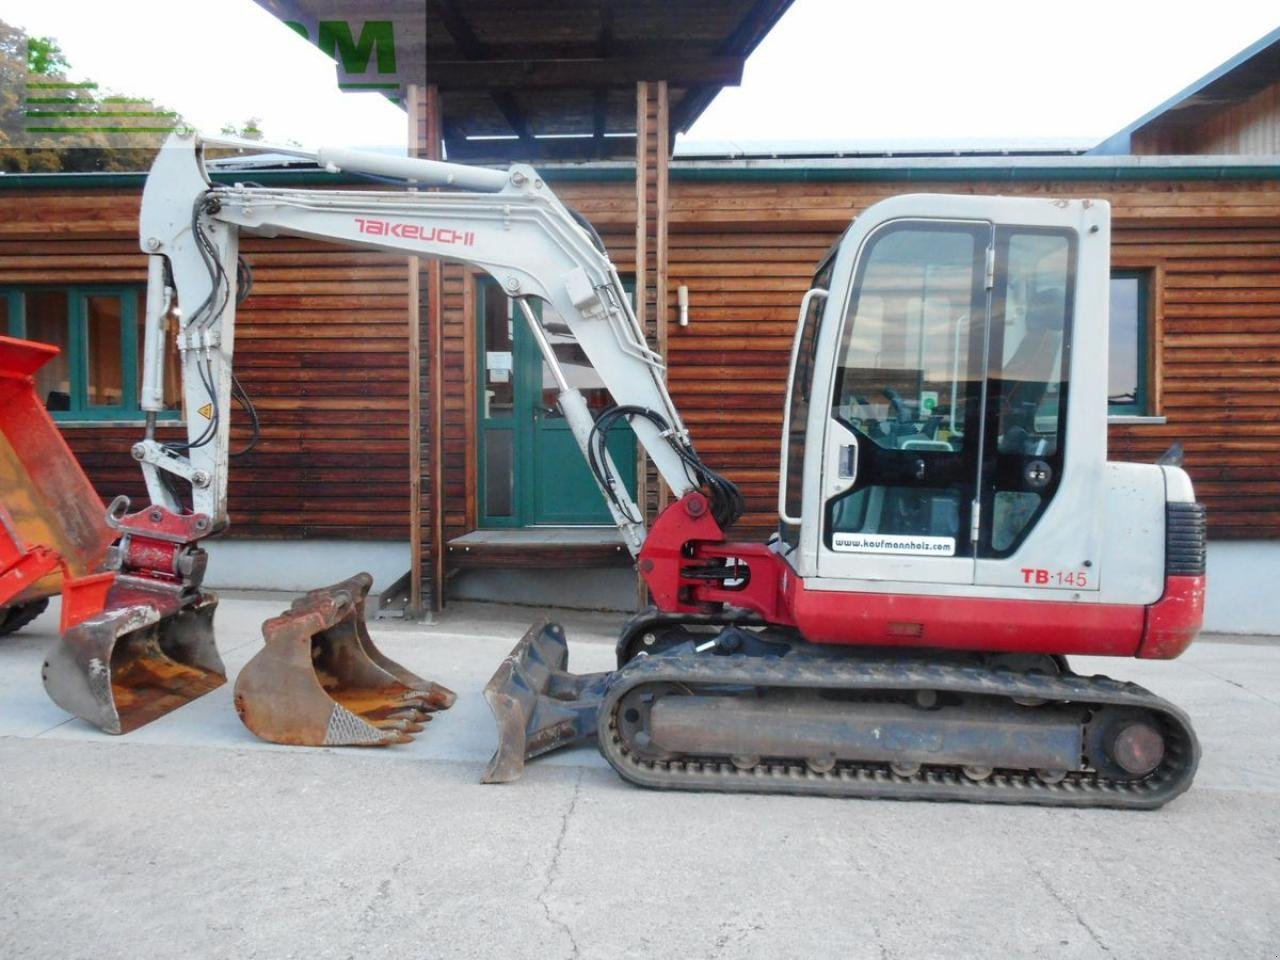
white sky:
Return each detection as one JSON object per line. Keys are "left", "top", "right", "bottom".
{"left": 1, "top": 0, "right": 1278, "bottom": 151}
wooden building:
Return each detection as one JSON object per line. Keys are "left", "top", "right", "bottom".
{"left": 2, "top": 14, "right": 1279, "bottom": 633}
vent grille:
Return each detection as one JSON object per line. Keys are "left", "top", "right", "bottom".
{"left": 1166, "top": 502, "right": 1207, "bottom": 577}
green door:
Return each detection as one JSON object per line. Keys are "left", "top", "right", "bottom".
{"left": 476, "top": 279, "right": 635, "bottom": 527}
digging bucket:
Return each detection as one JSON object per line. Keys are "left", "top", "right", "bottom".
{"left": 234, "top": 572, "right": 454, "bottom": 746}
{"left": 482, "top": 621, "right": 609, "bottom": 783}
{"left": 43, "top": 587, "right": 225, "bottom": 734}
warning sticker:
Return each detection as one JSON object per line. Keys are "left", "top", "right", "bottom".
{"left": 832, "top": 533, "right": 955, "bottom": 556}
{"left": 197, "top": 402, "right": 214, "bottom": 420}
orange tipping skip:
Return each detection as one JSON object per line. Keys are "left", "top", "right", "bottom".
{"left": 0, "top": 336, "right": 113, "bottom": 612}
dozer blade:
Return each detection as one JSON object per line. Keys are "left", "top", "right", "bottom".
{"left": 233, "top": 572, "right": 454, "bottom": 746}
{"left": 42, "top": 591, "right": 225, "bottom": 735}
{"left": 482, "top": 621, "right": 608, "bottom": 784}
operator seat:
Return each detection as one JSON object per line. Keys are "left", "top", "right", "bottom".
{"left": 998, "top": 287, "right": 1065, "bottom": 440}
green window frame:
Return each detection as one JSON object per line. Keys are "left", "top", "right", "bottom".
{"left": 1108, "top": 270, "right": 1150, "bottom": 416}
{"left": 0, "top": 285, "right": 179, "bottom": 422}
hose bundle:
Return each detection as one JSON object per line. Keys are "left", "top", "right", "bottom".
{"left": 588, "top": 405, "right": 743, "bottom": 531}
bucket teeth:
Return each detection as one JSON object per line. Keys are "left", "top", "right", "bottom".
{"left": 42, "top": 592, "right": 225, "bottom": 735}
{"left": 481, "top": 621, "right": 609, "bottom": 784}
{"left": 233, "top": 572, "right": 453, "bottom": 747}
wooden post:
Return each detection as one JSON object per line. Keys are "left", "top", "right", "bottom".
{"left": 407, "top": 85, "right": 424, "bottom": 619}
{"left": 654, "top": 83, "right": 670, "bottom": 516}
{"left": 406, "top": 84, "right": 446, "bottom": 618}
{"left": 425, "top": 86, "right": 446, "bottom": 614}
{"left": 634, "top": 80, "right": 670, "bottom": 608}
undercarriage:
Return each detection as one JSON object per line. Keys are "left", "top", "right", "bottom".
{"left": 488, "top": 614, "right": 1199, "bottom": 809}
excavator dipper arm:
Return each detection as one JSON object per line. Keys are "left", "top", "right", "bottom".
{"left": 134, "top": 131, "right": 735, "bottom": 556}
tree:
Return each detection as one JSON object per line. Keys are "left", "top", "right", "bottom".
{"left": 0, "top": 18, "right": 184, "bottom": 173}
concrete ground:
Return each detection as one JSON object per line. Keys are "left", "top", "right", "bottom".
{"left": 0, "top": 594, "right": 1277, "bottom": 960}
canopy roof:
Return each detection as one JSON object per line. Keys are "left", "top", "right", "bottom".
{"left": 256, "top": 0, "right": 793, "bottom": 161}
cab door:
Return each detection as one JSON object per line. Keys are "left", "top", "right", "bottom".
{"left": 973, "top": 223, "right": 1104, "bottom": 591}
{"left": 815, "top": 219, "right": 993, "bottom": 585}
{"left": 812, "top": 197, "right": 1108, "bottom": 593}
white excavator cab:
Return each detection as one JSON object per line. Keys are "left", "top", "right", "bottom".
{"left": 783, "top": 196, "right": 1108, "bottom": 590}
{"left": 776, "top": 196, "right": 1182, "bottom": 626}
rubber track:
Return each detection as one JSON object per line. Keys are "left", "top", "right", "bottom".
{"left": 598, "top": 653, "right": 1200, "bottom": 809}
{"left": 0, "top": 599, "right": 49, "bottom": 637}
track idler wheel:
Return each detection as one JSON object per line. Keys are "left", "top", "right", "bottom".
{"left": 233, "top": 573, "right": 453, "bottom": 746}
{"left": 42, "top": 593, "right": 224, "bottom": 734}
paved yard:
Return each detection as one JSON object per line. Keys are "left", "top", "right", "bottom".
{"left": 0, "top": 594, "right": 1277, "bottom": 960}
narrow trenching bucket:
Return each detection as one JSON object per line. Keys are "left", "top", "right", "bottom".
{"left": 0, "top": 336, "right": 113, "bottom": 615}
{"left": 234, "top": 572, "right": 454, "bottom": 746}
{"left": 482, "top": 621, "right": 609, "bottom": 783}
{"left": 43, "top": 589, "right": 225, "bottom": 735}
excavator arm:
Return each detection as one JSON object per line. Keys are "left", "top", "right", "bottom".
{"left": 135, "top": 131, "right": 739, "bottom": 555}
{"left": 41, "top": 129, "right": 742, "bottom": 744}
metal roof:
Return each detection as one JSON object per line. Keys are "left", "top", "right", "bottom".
{"left": 672, "top": 137, "right": 1094, "bottom": 160}
{"left": 8, "top": 153, "right": 1280, "bottom": 191}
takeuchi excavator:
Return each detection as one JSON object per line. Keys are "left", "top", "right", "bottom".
{"left": 29, "top": 131, "right": 1206, "bottom": 808}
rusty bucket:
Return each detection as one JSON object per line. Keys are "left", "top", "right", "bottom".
{"left": 233, "top": 572, "right": 454, "bottom": 746}
{"left": 43, "top": 588, "right": 225, "bottom": 735}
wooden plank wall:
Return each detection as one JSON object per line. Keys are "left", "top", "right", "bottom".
{"left": 1134, "top": 77, "right": 1280, "bottom": 155}
{"left": 5, "top": 173, "right": 1279, "bottom": 554}
{"left": 0, "top": 187, "right": 413, "bottom": 540}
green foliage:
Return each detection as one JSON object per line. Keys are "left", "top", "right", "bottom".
{"left": 220, "top": 117, "right": 265, "bottom": 141}
{"left": 26, "top": 35, "right": 69, "bottom": 75}
{"left": 0, "top": 18, "right": 184, "bottom": 173}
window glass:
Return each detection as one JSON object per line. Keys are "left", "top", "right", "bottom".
{"left": 86, "top": 295, "right": 125, "bottom": 406}
{"left": 25, "top": 291, "right": 71, "bottom": 411}
{"left": 483, "top": 429, "right": 514, "bottom": 517}
{"left": 833, "top": 227, "right": 979, "bottom": 454}
{"left": 991, "top": 233, "right": 1070, "bottom": 455}
{"left": 540, "top": 309, "right": 610, "bottom": 417}
{"left": 4, "top": 286, "right": 162, "bottom": 419}
{"left": 827, "top": 223, "right": 987, "bottom": 551}
{"left": 782, "top": 258, "right": 833, "bottom": 526}
{"left": 1109, "top": 274, "right": 1144, "bottom": 411}
{"left": 985, "top": 229, "right": 1075, "bottom": 557}
{"left": 134, "top": 291, "right": 182, "bottom": 411}
{"left": 482, "top": 285, "right": 514, "bottom": 418}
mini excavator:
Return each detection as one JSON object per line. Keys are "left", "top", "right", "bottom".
{"left": 29, "top": 131, "right": 1204, "bottom": 807}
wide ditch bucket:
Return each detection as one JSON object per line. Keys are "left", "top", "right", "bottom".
{"left": 43, "top": 588, "right": 225, "bottom": 734}
{"left": 0, "top": 336, "right": 113, "bottom": 611}
{"left": 482, "top": 621, "right": 609, "bottom": 783}
{"left": 234, "top": 572, "right": 455, "bottom": 746}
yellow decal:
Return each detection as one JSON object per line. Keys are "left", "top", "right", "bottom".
{"left": 197, "top": 402, "right": 214, "bottom": 420}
